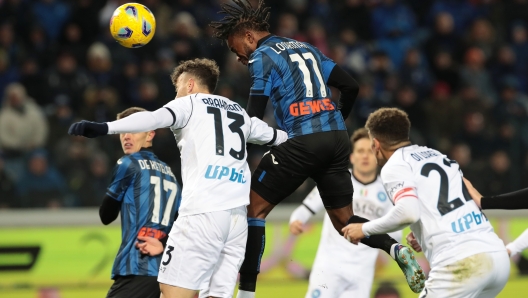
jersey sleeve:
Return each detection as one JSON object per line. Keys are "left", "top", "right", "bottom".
{"left": 163, "top": 96, "right": 194, "bottom": 129}
{"left": 381, "top": 161, "right": 418, "bottom": 204}
{"left": 107, "top": 108, "right": 174, "bottom": 134}
{"left": 248, "top": 51, "right": 273, "bottom": 97}
{"left": 106, "top": 157, "right": 137, "bottom": 202}
{"left": 247, "top": 117, "right": 288, "bottom": 146}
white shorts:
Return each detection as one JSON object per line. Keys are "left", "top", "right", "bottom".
{"left": 305, "top": 263, "right": 374, "bottom": 298}
{"left": 419, "top": 250, "right": 510, "bottom": 298}
{"left": 158, "top": 206, "right": 248, "bottom": 298}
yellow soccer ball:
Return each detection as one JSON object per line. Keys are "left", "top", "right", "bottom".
{"left": 109, "top": 3, "right": 156, "bottom": 48}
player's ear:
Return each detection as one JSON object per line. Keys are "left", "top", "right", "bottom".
{"left": 245, "top": 30, "right": 254, "bottom": 43}
{"left": 187, "top": 77, "right": 194, "bottom": 93}
{"left": 147, "top": 130, "right": 155, "bottom": 142}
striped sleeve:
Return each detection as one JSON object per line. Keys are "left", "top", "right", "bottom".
{"left": 106, "top": 157, "right": 137, "bottom": 202}
{"left": 248, "top": 51, "right": 273, "bottom": 97}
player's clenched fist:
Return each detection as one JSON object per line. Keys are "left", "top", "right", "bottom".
{"left": 406, "top": 232, "right": 422, "bottom": 252}
{"left": 342, "top": 223, "right": 364, "bottom": 245}
{"left": 136, "top": 236, "right": 165, "bottom": 256}
{"left": 289, "top": 220, "right": 304, "bottom": 235}
{"left": 68, "top": 120, "right": 109, "bottom": 138}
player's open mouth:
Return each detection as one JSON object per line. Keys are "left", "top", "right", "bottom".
{"left": 124, "top": 143, "right": 133, "bottom": 149}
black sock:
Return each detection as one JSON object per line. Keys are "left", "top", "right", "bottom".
{"left": 348, "top": 215, "right": 398, "bottom": 255}
{"left": 239, "top": 218, "right": 266, "bottom": 292}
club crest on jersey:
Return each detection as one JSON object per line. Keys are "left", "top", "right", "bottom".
{"left": 205, "top": 165, "right": 246, "bottom": 184}
{"left": 377, "top": 192, "right": 387, "bottom": 202}
{"left": 311, "top": 289, "right": 321, "bottom": 298}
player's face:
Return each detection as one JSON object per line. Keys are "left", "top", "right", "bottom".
{"left": 370, "top": 136, "right": 388, "bottom": 167}
{"left": 227, "top": 32, "right": 257, "bottom": 66}
{"left": 175, "top": 73, "right": 193, "bottom": 98}
{"left": 120, "top": 131, "right": 154, "bottom": 155}
{"left": 350, "top": 138, "right": 377, "bottom": 175}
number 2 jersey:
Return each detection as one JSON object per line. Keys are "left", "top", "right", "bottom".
{"left": 381, "top": 145, "right": 505, "bottom": 268}
{"left": 107, "top": 148, "right": 181, "bottom": 278}
{"left": 249, "top": 35, "right": 346, "bottom": 138}
{"left": 163, "top": 93, "right": 287, "bottom": 216}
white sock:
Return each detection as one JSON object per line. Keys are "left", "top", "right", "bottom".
{"left": 237, "top": 290, "right": 256, "bottom": 298}
{"left": 389, "top": 243, "right": 399, "bottom": 259}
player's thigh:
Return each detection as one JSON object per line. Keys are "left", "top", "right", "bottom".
{"left": 107, "top": 275, "right": 160, "bottom": 298}
{"left": 420, "top": 252, "right": 503, "bottom": 298}
{"left": 251, "top": 147, "right": 308, "bottom": 207}
{"left": 160, "top": 283, "right": 197, "bottom": 298}
{"left": 200, "top": 207, "right": 248, "bottom": 298}
{"left": 478, "top": 251, "right": 510, "bottom": 298}
{"left": 158, "top": 211, "right": 231, "bottom": 291}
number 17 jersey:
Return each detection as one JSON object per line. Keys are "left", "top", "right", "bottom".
{"left": 381, "top": 145, "right": 505, "bottom": 268}
{"left": 164, "top": 93, "right": 284, "bottom": 216}
{"left": 248, "top": 35, "right": 346, "bottom": 138}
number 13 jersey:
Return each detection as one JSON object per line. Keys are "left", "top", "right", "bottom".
{"left": 164, "top": 93, "right": 286, "bottom": 216}
{"left": 381, "top": 145, "right": 505, "bottom": 268}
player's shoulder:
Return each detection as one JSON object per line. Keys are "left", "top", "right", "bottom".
{"left": 114, "top": 155, "right": 139, "bottom": 171}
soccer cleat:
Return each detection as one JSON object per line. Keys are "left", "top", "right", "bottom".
{"left": 393, "top": 244, "right": 426, "bottom": 293}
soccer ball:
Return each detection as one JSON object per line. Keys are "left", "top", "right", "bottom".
{"left": 109, "top": 3, "right": 156, "bottom": 48}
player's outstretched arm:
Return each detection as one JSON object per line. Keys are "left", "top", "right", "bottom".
{"left": 289, "top": 186, "right": 325, "bottom": 235}
{"left": 247, "top": 117, "right": 288, "bottom": 146}
{"left": 464, "top": 178, "right": 528, "bottom": 210}
{"left": 68, "top": 108, "right": 175, "bottom": 138}
{"left": 327, "top": 65, "right": 359, "bottom": 121}
{"left": 506, "top": 228, "right": 528, "bottom": 257}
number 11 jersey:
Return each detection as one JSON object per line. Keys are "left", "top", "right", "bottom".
{"left": 381, "top": 145, "right": 505, "bottom": 268}
{"left": 164, "top": 93, "right": 285, "bottom": 216}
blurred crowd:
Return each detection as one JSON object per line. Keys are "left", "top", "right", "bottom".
{"left": 0, "top": 0, "right": 528, "bottom": 208}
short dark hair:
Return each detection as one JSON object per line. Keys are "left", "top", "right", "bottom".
{"left": 210, "top": 0, "right": 270, "bottom": 40}
{"left": 117, "top": 107, "right": 146, "bottom": 120}
{"left": 365, "top": 108, "right": 410, "bottom": 146}
{"left": 350, "top": 128, "right": 369, "bottom": 152}
{"left": 170, "top": 58, "right": 220, "bottom": 93}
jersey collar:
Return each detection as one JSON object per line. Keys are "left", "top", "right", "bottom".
{"left": 257, "top": 34, "right": 274, "bottom": 48}
{"left": 140, "top": 147, "right": 154, "bottom": 153}
{"left": 351, "top": 171, "right": 378, "bottom": 186}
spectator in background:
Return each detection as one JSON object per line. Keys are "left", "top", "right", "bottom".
{"left": 47, "top": 51, "right": 91, "bottom": 111}
{"left": 430, "top": 50, "right": 460, "bottom": 91}
{"left": 481, "top": 150, "right": 513, "bottom": 196}
{"left": 0, "top": 49, "right": 19, "bottom": 99}
{"left": 490, "top": 45, "right": 524, "bottom": 92}
{"left": 111, "top": 59, "right": 140, "bottom": 105}
{"left": 305, "top": 20, "right": 330, "bottom": 56}
{"left": 428, "top": 0, "right": 481, "bottom": 34}
{"left": 338, "top": 0, "right": 372, "bottom": 41}
{"left": 19, "top": 57, "right": 51, "bottom": 106}
{"left": 449, "top": 143, "right": 483, "bottom": 190}
{"left": 0, "top": 154, "right": 17, "bottom": 209}
{"left": 455, "top": 111, "right": 493, "bottom": 161}
{"left": 399, "top": 48, "right": 433, "bottom": 97}
{"left": 0, "top": 83, "right": 49, "bottom": 180}
{"left": 338, "top": 28, "right": 369, "bottom": 76}
{"left": 510, "top": 22, "right": 528, "bottom": 85}
{"left": 424, "top": 12, "right": 462, "bottom": 61}
{"left": 170, "top": 12, "right": 204, "bottom": 61}
{"left": 459, "top": 47, "right": 496, "bottom": 105}
{"left": 77, "top": 153, "right": 110, "bottom": 206}
{"left": 424, "top": 82, "right": 462, "bottom": 149}
{"left": 86, "top": 42, "right": 113, "bottom": 86}
{"left": 69, "top": 0, "right": 105, "bottom": 45}
{"left": 137, "top": 79, "right": 161, "bottom": 111}
{"left": 59, "top": 22, "right": 88, "bottom": 66}
{"left": 46, "top": 94, "right": 75, "bottom": 150}
{"left": 17, "top": 149, "right": 68, "bottom": 208}
{"left": 81, "top": 85, "right": 121, "bottom": 123}
{"left": 373, "top": 281, "right": 401, "bottom": 298}
{"left": 463, "top": 18, "right": 497, "bottom": 60}
{"left": 0, "top": 22, "right": 23, "bottom": 64}
{"left": 393, "top": 86, "right": 426, "bottom": 143}
{"left": 494, "top": 76, "right": 528, "bottom": 124}
{"left": 25, "top": 25, "right": 55, "bottom": 68}
{"left": 276, "top": 13, "right": 306, "bottom": 41}
{"left": 32, "top": 0, "right": 70, "bottom": 42}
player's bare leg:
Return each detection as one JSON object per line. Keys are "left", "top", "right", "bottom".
{"left": 160, "top": 283, "right": 197, "bottom": 298}
{"left": 326, "top": 203, "right": 425, "bottom": 293}
{"left": 236, "top": 189, "right": 275, "bottom": 298}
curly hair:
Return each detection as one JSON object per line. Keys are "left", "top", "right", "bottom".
{"left": 365, "top": 108, "right": 411, "bottom": 146}
{"left": 170, "top": 58, "right": 220, "bottom": 93}
{"left": 209, "top": 0, "right": 271, "bottom": 40}
{"left": 350, "top": 128, "right": 369, "bottom": 152}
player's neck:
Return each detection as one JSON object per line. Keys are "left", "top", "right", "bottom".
{"left": 352, "top": 170, "right": 377, "bottom": 185}
{"left": 381, "top": 141, "right": 412, "bottom": 161}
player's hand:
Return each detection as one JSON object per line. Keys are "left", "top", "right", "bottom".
{"left": 406, "top": 232, "right": 422, "bottom": 253}
{"left": 289, "top": 220, "right": 304, "bottom": 235}
{"left": 341, "top": 223, "right": 364, "bottom": 245}
{"left": 463, "top": 177, "right": 482, "bottom": 208}
{"left": 136, "top": 236, "right": 164, "bottom": 256}
{"left": 68, "top": 120, "right": 109, "bottom": 138}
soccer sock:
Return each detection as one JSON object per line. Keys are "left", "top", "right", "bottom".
{"left": 239, "top": 218, "right": 266, "bottom": 293}
{"left": 347, "top": 215, "right": 398, "bottom": 256}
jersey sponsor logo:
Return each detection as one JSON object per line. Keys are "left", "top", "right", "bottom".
{"left": 201, "top": 97, "right": 243, "bottom": 112}
{"left": 204, "top": 165, "right": 247, "bottom": 184}
{"left": 377, "top": 192, "right": 387, "bottom": 202}
{"left": 137, "top": 227, "right": 167, "bottom": 240}
{"left": 386, "top": 181, "right": 404, "bottom": 198}
{"left": 353, "top": 200, "right": 384, "bottom": 218}
{"left": 289, "top": 99, "right": 335, "bottom": 117}
{"left": 451, "top": 210, "right": 489, "bottom": 233}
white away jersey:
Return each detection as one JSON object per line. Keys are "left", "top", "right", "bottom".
{"left": 300, "top": 174, "right": 401, "bottom": 270}
{"left": 164, "top": 93, "right": 283, "bottom": 216}
{"left": 382, "top": 145, "right": 505, "bottom": 268}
